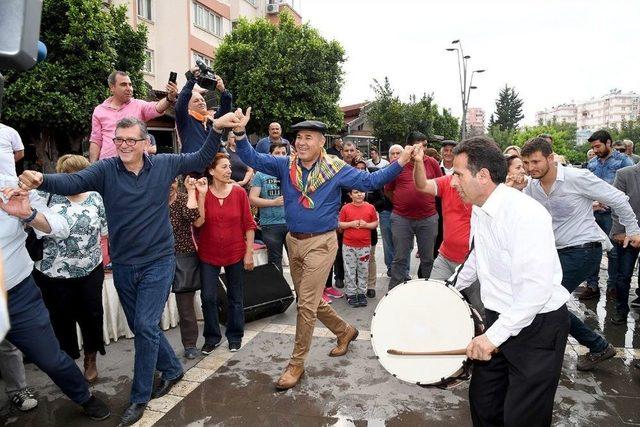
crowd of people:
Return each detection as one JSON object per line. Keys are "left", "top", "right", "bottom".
{"left": 1, "top": 65, "right": 640, "bottom": 427}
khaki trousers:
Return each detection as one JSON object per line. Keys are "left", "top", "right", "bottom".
{"left": 286, "top": 231, "right": 350, "bottom": 366}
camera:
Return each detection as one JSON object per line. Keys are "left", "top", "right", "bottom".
{"left": 193, "top": 60, "right": 218, "bottom": 90}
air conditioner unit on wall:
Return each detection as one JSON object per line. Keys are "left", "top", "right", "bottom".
{"left": 266, "top": 3, "right": 279, "bottom": 14}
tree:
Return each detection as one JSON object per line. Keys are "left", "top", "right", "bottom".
{"left": 213, "top": 13, "right": 345, "bottom": 136}
{"left": 366, "top": 78, "right": 407, "bottom": 149}
{"left": 2, "top": 0, "right": 148, "bottom": 171}
{"left": 490, "top": 85, "right": 524, "bottom": 131}
{"left": 366, "top": 77, "right": 459, "bottom": 152}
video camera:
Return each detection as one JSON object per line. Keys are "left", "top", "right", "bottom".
{"left": 190, "top": 60, "right": 218, "bottom": 91}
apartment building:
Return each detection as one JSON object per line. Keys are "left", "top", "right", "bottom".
{"left": 466, "top": 107, "right": 485, "bottom": 136}
{"left": 535, "top": 104, "right": 577, "bottom": 125}
{"left": 536, "top": 90, "right": 640, "bottom": 133}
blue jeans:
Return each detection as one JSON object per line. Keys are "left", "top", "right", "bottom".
{"left": 613, "top": 242, "right": 640, "bottom": 314}
{"left": 112, "top": 255, "right": 183, "bottom": 404}
{"left": 379, "top": 210, "right": 394, "bottom": 272}
{"left": 261, "top": 223, "right": 288, "bottom": 272}
{"left": 557, "top": 247, "right": 608, "bottom": 353}
{"left": 200, "top": 260, "right": 245, "bottom": 345}
{"left": 6, "top": 276, "right": 90, "bottom": 404}
{"left": 586, "top": 211, "right": 617, "bottom": 290}
{"left": 389, "top": 213, "right": 438, "bottom": 289}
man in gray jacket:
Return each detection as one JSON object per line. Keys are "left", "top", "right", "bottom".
{"left": 610, "top": 162, "right": 640, "bottom": 324}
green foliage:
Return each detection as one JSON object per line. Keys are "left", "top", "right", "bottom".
{"left": 489, "top": 85, "right": 524, "bottom": 131}
{"left": 2, "top": 0, "right": 148, "bottom": 139}
{"left": 495, "top": 121, "right": 589, "bottom": 164}
{"left": 600, "top": 119, "right": 640, "bottom": 150}
{"left": 213, "top": 13, "right": 345, "bottom": 135}
{"left": 366, "top": 77, "right": 459, "bottom": 151}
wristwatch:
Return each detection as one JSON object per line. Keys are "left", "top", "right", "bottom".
{"left": 22, "top": 208, "right": 38, "bottom": 224}
{"left": 232, "top": 130, "right": 246, "bottom": 137}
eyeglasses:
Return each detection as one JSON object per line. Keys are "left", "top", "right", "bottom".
{"left": 113, "top": 137, "right": 146, "bottom": 146}
{"left": 616, "top": 147, "right": 627, "bottom": 153}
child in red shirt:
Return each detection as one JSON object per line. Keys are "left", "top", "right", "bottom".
{"left": 338, "top": 189, "right": 379, "bottom": 307}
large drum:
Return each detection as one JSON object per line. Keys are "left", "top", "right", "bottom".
{"left": 371, "top": 279, "right": 481, "bottom": 387}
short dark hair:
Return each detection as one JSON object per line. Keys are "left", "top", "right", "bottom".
{"left": 269, "top": 141, "right": 286, "bottom": 153}
{"left": 521, "top": 137, "right": 553, "bottom": 158}
{"left": 588, "top": 130, "right": 612, "bottom": 144}
{"left": 370, "top": 147, "right": 379, "bottom": 154}
{"left": 505, "top": 154, "right": 520, "bottom": 169}
{"left": 108, "top": 70, "right": 128, "bottom": 86}
{"left": 537, "top": 133, "right": 553, "bottom": 142}
{"left": 406, "top": 131, "right": 427, "bottom": 144}
{"left": 452, "top": 136, "right": 507, "bottom": 184}
{"left": 115, "top": 117, "right": 148, "bottom": 139}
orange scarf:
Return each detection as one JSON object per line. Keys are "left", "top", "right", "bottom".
{"left": 189, "top": 110, "right": 211, "bottom": 130}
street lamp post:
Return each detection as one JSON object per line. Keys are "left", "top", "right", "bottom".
{"left": 446, "top": 41, "right": 485, "bottom": 140}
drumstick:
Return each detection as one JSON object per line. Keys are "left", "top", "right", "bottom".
{"left": 387, "top": 348, "right": 467, "bottom": 356}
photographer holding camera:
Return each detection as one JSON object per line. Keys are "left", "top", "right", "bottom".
{"left": 89, "top": 71, "right": 177, "bottom": 162}
{"left": 175, "top": 62, "right": 233, "bottom": 155}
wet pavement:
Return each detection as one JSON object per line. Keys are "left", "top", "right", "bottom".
{"left": 1, "top": 247, "right": 640, "bottom": 426}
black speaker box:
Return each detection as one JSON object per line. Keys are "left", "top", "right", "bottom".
{"left": 218, "top": 263, "right": 294, "bottom": 324}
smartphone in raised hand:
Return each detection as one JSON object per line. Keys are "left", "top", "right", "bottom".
{"left": 169, "top": 72, "right": 177, "bottom": 84}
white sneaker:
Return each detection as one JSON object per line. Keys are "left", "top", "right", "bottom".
{"left": 11, "top": 389, "right": 38, "bottom": 411}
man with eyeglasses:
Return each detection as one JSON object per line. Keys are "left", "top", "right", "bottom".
{"left": 89, "top": 71, "right": 177, "bottom": 163}
{"left": 17, "top": 111, "right": 246, "bottom": 426}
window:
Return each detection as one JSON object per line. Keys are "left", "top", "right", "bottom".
{"left": 193, "top": 2, "right": 223, "bottom": 36}
{"left": 193, "top": 52, "right": 212, "bottom": 68}
{"left": 137, "top": 0, "right": 152, "bottom": 21}
{"left": 143, "top": 49, "right": 154, "bottom": 74}
{"left": 245, "top": 0, "right": 257, "bottom": 5}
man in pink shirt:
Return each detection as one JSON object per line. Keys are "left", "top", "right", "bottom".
{"left": 89, "top": 71, "right": 177, "bottom": 162}
{"left": 411, "top": 142, "right": 483, "bottom": 315}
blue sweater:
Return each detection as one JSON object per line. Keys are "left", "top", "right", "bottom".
{"left": 236, "top": 136, "right": 403, "bottom": 233}
{"left": 175, "top": 78, "right": 233, "bottom": 154}
{"left": 39, "top": 132, "right": 221, "bottom": 265}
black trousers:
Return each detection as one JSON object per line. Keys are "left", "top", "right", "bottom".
{"left": 469, "top": 305, "right": 569, "bottom": 427}
{"left": 33, "top": 264, "right": 106, "bottom": 359}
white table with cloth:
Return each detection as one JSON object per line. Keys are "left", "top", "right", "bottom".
{"left": 100, "top": 248, "right": 270, "bottom": 344}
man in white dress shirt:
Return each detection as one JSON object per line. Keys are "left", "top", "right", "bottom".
{"left": 450, "top": 136, "right": 570, "bottom": 427}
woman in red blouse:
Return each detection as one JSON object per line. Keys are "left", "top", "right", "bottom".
{"left": 194, "top": 153, "right": 256, "bottom": 354}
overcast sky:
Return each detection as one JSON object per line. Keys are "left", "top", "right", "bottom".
{"left": 299, "top": 0, "right": 640, "bottom": 125}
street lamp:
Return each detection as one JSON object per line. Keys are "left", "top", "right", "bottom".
{"left": 446, "top": 41, "right": 486, "bottom": 139}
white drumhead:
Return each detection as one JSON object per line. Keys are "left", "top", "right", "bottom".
{"left": 371, "top": 279, "right": 475, "bottom": 385}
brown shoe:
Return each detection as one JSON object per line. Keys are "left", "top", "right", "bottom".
{"left": 329, "top": 326, "right": 359, "bottom": 357}
{"left": 578, "top": 287, "right": 600, "bottom": 300}
{"left": 606, "top": 288, "right": 617, "bottom": 301}
{"left": 84, "top": 352, "right": 98, "bottom": 384}
{"left": 275, "top": 364, "right": 304, "bottom": 391}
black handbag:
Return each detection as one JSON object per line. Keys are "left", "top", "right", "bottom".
{"left": 25, "top": 193, "right": 53, "bottom": 261}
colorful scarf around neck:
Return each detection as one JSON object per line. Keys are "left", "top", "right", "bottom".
{"left": 288, "top": 149, "right": 347, "bottom": 209}
{"left": 189, "top": 110, "right": 211, "bottom": 130}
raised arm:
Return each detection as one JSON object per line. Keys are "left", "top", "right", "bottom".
{"left": 19, "top": 162, "right": 105, "bottom": 196}
{"left": 340, "top": 145, "right": 414, "bottom": 192}
{"left": 412, "top": 144, "right": 438, "bottom": 196}
{"left": 175, "top": 78, "right": 196, "bottom": 134}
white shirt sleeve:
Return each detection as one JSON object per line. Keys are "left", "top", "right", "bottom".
{"left": 29, "top": 192, "right": 70, "bottom": 239}
{"left": 484, "top": 212, "right": 557, "bottom": 347}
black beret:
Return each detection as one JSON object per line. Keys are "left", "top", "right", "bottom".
{"left": 291, "top": 120, "right": 327, "bottom": 134}
{"left": 441, "top": 140, "right": 458, "bottom": 147}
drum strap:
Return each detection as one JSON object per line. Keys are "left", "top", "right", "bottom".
{"left": 445, "top": 237, "right": 475, "bottom": 288}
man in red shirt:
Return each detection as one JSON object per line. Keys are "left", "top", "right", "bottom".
{"left": 412, "top": 143, "right": 483, "bottom": 313}
{"left": 385, "top": 131, "right": 442, "bottom": 289}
